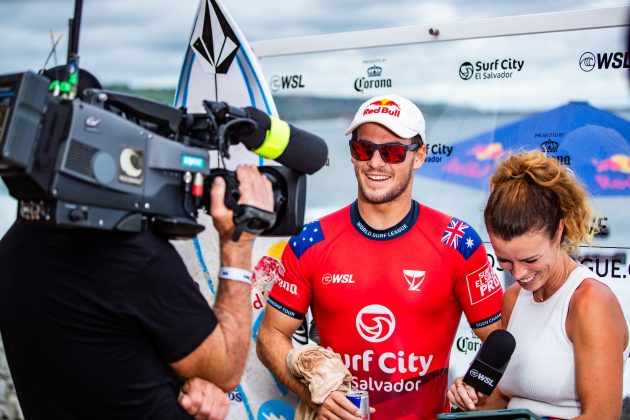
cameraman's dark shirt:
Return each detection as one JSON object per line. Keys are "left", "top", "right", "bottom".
{"left": 0, "top": 221, "right": 217, "bottom": 419}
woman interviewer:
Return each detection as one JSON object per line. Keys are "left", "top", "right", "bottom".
{"left": 448, "top": 150, "right": 629, "bottom": 419}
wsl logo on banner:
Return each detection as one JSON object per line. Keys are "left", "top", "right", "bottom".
{"left": 354, "top": 62, "right": 393, "bottom": 93}
{"left": 459, "top": 58, "right": 525, "bottom": 81}
{"left": 269, "top": 74, "right": 306, "bottom": 92}
{"left": 579, "top": 51, "right": 630, "bottom": 72}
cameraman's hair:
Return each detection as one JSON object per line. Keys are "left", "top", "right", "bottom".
{"left": 484, "top": 150, "right": 592, "bottom": 256}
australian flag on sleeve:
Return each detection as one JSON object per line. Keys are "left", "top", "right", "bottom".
{"left": 289, "top": 221, "right": 325, "bottom": 259}
{"left": 441, "top": 217, "right": 482, "bottom": 260}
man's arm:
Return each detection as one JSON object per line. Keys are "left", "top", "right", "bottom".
{"left": 256, "top": 306, "right": 313, "bottom": 405}
{"left": 170, "top": 165, "right": 273, "bottom": 391}
{"left": 257, "top": 308, "right": 365, "bottom": 419}
{"left": 471, "top": 322, "right": 500, "bottom": 342}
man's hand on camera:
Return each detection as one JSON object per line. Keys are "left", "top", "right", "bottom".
{"left": 209, "top": 164, "right": 274, "bottom": 243}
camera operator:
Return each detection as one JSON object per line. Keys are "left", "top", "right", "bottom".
{"left": 0, "top": 164, "right": 274, "bottom": 419}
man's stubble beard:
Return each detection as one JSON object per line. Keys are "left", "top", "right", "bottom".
{"left": 356, "top": 165, "right": 415, "bottom": 205}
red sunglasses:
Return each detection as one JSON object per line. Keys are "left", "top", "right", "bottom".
{"left": 349, "top": 139, "right": 420, "bottom": 164}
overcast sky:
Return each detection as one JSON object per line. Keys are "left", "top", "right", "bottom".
{"left": 1, "top": 0, "right": 630, "bottom": 88}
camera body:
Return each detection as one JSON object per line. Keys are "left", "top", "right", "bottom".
{"left": 0, "top": 71, "right": 306, "bottom": 238}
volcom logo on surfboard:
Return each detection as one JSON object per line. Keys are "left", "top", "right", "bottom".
{"left": 190, "top": 0, "right": 241, "bottom": 74}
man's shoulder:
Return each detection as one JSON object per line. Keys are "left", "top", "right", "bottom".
{"left": 417, "top": 203, "right": 480, "bottom": 234}
{"left": 285, "top": 205, "right": 351, "bottom": 259}
{"left": 417, "top": 203, "right": 486, "bottom": 260}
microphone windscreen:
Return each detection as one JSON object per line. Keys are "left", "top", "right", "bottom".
{"left": 479, "top": 329, "right": 516, "bottom": 368}
{"left": 242, "top": 106, "right": 328, "bottom": 175}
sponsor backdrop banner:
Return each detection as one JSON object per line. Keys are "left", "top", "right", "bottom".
{"left": 259, "top": 25, "right": 630, "bottom": 397}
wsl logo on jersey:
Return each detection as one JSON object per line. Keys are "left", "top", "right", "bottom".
{"left": 441, "top": 218, "right": 482, "bottom": 260}
{"left": 322, "top": 273, "right": 355, "bottom": 285}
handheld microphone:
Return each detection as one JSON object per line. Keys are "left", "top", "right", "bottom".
{"left": 462, "top": 329, "right": 516, "bottom": 396}
{"left": 229, "top": 104, "right": 328, "bottom": 175}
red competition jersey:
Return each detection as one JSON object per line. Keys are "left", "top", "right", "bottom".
{"left": 268, "top": 201, "right": 503, "bottom": 419}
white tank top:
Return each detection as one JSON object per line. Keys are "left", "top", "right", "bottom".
{"left": 498, "top": 265, "right": 630, "bottom": 419}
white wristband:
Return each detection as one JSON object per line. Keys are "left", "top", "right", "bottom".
{"left": 218, "top": 266, "right": 253, "bottom": 284}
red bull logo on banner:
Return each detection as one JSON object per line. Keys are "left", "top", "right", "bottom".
{"left": 593, "top": 154, "right": 630, "bottom": 174}
{"left": 592, "top": 154, "right": 630, "bottom": 192}
{"left": 363, "top": 98, "right": 401, "bottom": 118}
{"left": 441, "top": 143, "right": 504, "bottom": 180}
{"left": 468, "top": 143, "right": 504, "bottom": 161}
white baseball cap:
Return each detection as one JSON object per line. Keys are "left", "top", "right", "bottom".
{"left": 344, "top": 94, "right": 426, "bottom": 142}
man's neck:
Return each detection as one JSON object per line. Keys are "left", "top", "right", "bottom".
{"left": 356, "top": 195, "right": 413, "bottom": 230}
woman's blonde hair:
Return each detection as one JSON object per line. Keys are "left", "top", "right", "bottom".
{"left": 484, "top": 150, "right": 593, "bottom": 256}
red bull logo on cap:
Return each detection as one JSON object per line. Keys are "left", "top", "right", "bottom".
{"left": 363, "top": 98, "right": 401, "bottom": 117}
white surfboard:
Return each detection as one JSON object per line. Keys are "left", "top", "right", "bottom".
{"left": 173, "top": 1, "right": 298, "bottom": 419}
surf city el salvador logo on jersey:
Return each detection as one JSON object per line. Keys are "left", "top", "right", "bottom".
{"left": 356, "top": 304, "right": 395, "bottom": 343}
{"left": 326, "top": 304, "right": 434, "bottom": 393}
{"left": 190, "top": 0, "right": 241, "bottom": 74}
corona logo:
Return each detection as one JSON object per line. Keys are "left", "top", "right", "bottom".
{"left": 367, "top": 65, "right": 383, "bottom": 77}
{"left": 540, "top": 140, "right": 559, "bottom": 153}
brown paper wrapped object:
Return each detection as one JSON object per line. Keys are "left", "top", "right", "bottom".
{"left": 287, "top": 344, "right": 353, "bottom": 419}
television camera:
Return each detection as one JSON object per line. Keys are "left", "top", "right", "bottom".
{"left": 0, "top": 67, "right": 328, "bottom": 239}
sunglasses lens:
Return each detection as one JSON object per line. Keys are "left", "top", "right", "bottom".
{"left": 350, "top": 140, "right": 412, "bottom": 163}
{"left": 350, "top": 141, "right": 374, "bottom": 161}
{"left": 379, "top": 144, "right": 406, "bottom": 163}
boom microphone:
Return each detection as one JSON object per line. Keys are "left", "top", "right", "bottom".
{"left": 462, "top": 329, "right": 516, "bottom": 396}
{"left": 240, "top": 106, "right": 328, "bottom": 175}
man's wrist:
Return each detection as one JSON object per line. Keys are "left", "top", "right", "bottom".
{"left": 218, "top": 266, "right": 253, "bottom": 284}
{"left": 219, "top": 237, "right": 254, "bottom": 268}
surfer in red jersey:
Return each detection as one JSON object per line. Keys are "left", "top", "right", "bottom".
{"left": 257, "top": 94, "right": 502, "bottom": 419}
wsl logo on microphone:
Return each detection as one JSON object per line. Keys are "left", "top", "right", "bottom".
{"left": 468, "top": 369, "right": 494, "bottom": 386}
{"left": 580, "top": 51, "right": 630, "bottom": 72}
